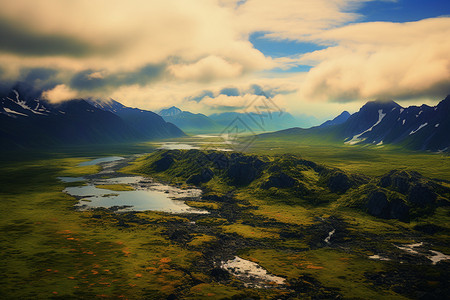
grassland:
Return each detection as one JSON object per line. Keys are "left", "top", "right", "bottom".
{"left": 0, "top": 138, "right": 449, "bottom": 299}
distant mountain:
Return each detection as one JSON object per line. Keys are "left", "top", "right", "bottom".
{"left": 209, "top": 111, "right": 311, "bottom": 132}
{"left": 89, "top": 100, "right": 184, "bottom": 139}
{"left": 260, "top": 96, "right": 450, "bottom": 152}
{"left": 0, "top": 83, "right": 185, "bottom": 150}
{"left": 158, "top": 106, "right": 223, "bottom": 134}
{"left": 159, "top": 106, "right": 183, "bottom": 117}
{"left": 319, "top": 111, "right": 350, "bottom": 128}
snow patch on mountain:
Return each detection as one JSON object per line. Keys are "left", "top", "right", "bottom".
{"left": 4, "top": 107, "right": 28, "bottom": 117}
{"left": 409, "top": 123, "right": 428, "bottom": 135}
{"left": 345, "top": 109, "right": 386, "bottom": 145}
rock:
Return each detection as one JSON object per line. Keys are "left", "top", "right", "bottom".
{"left": 389, "top": 197, "right": 409, "bottom": 221}
{"left": 378, "top": 170, "right": 422, "bottom": 194}
{"left": 153, "top": 155, "right": 174, "bottom": 172}
{"left": 366, "top": 191, "right": 389, "bottom": 218}
{"left": 187, "top": 168, "right": 214, "bottom": 185}
{"left": 262, "top": 173, "right": 296, "bottom": 189}
{"left": 327, "top": 172, "right": 352, "bottom": 193}
{"left": 210, "top": 268, "right": 231, "bottom": 281}
{"left": 207, "top": 152, "right": 230, "bottom": 169}
{"left": 226, "top": 155, "right": 265, "bottom": 186}
{"left": 227, "top": 162, "right": 258, "bottom": 186}
{"left": 408, "top": 184, "right": 437, "bottom": 206}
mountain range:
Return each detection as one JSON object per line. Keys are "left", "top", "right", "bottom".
{"left": 261, "top": 96, "right": 450, "bottom": 152}
{"left": 158, "top": 106, "right": 223, "bottom": 133}
{"left": 0, "top": 83, "right": 184, "bottom": 150}
{"left": 2, "top": 81, "right": 448, "bottom": 152}
{"left": 158, "top": 106, "right": 318, "bottom": 133}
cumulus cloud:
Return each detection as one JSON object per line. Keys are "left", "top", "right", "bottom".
{"left": 42, "top": 84, "right": 78, "bottom": 103}
{"left": 299, "top": 18, "right": 450, "bottom": 102}
{"left": 0, "top": 0, "right": 447, "bottom": 116}
{"left": 169, "top": 56, "right": 243, "bottom": 81}
{"left": 234, "top": 0, "right": 371, "bottom": 40}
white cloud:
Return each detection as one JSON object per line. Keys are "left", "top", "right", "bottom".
{"left": 42, "top": 84, "right": 78, "bottom": 103}
{"left": 299, "top": 18, "right": 450, "bottom": 102}
{"left": 169, "top": 56, "right": 243, "bottom": 81}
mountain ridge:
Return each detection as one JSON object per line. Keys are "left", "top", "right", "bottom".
{"left": 0, "top": 83, "right": 185, "bottom": 150}
{"left": 261, "top": 96, "right": 450, "bottom": 152}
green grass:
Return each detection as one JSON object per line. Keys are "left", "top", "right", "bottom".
{"left": 1, "top": 140, "right": 449, "bottom": 299}
{"left": 248, "top": 139, "right": 450, "bottom": 180}
{"left": 95, "top": 184, "right": 134, "bottom": 191}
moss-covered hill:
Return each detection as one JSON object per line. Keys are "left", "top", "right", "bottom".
{"left": 126, "top": 149, "right": 450, "bottom": 222}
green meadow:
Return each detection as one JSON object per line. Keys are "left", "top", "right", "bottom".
{"left": 0, "top": 137, "right": 449, "bottom": 299}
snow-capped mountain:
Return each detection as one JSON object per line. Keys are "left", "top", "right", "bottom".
{"left": 88, "top": 100, "right": 185, "bottom": 139}
{"left": 260, "top": 96, "right": 450, "bottom": 152}
{"left": 0, "top": 83, "right": 185, "bottom": 150}
{"left": 341, "top": 97, "right": 450, "bottom": 151}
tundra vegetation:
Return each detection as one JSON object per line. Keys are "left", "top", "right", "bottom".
{"left": 0, "top": 141, "right": 449, "bottom": 299}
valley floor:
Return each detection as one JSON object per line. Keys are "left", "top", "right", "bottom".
{"left": 0, "top": 140, "right": 449, "bottom": 299}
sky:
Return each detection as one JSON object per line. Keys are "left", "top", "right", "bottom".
{"left": 0, "top": 0, "right": 449, "bottom": 120}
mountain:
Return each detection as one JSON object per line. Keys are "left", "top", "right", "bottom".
{"left": 209, "top": 111, "right": 310, "bottom": 132}
{"left": 0, "top": 83, "right": 185, "bottom": 150}
{"left": 88, "top": 100, "right": 184, "bottom": 139}
{"left": 158, "top": 106, "right": 223, "bottom": 134}
{"left": 159, "top": 106, "right": 183, "bottom": 117}
{"left": 319, "top": 111, "right": 350, "bottom": 127}
{"left": 260, "top": 96, "right": 450, "bottom": 152}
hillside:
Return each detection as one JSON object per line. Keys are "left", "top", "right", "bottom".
{"left": 128, "top": 149, "right": 450, "bottom": 222}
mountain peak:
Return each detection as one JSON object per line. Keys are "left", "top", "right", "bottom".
{"left": 319, "top": 110, "right": 351, "bottom": 128}
{"left": 159, "top": 106, "right": 182, "bottom": 117}
{"left": 359, "top": 99, "right": 401, "bottom": 113}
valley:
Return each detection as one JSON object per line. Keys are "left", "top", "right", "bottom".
{"left": 0, "top": 136, "right": 448, "bottom": 299}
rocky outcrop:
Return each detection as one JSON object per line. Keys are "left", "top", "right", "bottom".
{"left": 378, "top": 170, "right": 422, "bottom": 194}
{"left": 327, "top": 171, "right": 353, "bottom": 194}
{"left": 408, "top": 184, "right": 437, "bottom": 206}
{"left": 261, "top": 173, "right": 296, "bottom": 189}
{"left": 187, "top": 168, "right": 214, "bottom": 185}
{"left": 153, "top": 155, "right": 175, "bottom": 172}
{"left": 366, "top": 190, "right": 409, "bottom": 221}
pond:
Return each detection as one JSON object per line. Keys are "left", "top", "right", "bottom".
{"left": 61, "top": 158, "right": 208, "bottom": 214}
{"left": 78, "top": 156, "right": 125, "bottom": 166}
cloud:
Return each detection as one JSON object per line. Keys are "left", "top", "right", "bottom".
{"left": 0, "top": 0, "right": 271, "bottom": 86}
{"left": 70, "top": 64, "right": 166, "bottom": 92}
{"left": 169, "top": 56, "right": 243, "bottom": 81}
{"left": 0, "top": 0, "right": 447, "bottom": 117}
{"left": 0, "top": 18, "right": 107, "bottom": 57}
{"left": 234, "top": 0, "right": 371, "bottom": 40}
{"left": 42, "top": 84, "right": 78, "bottom": 103}
{"left": 187, "top": 90, "right": 215, "bottom": 102}
{"left": 299, "top": 17, "right": 450, "bottom": 102}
